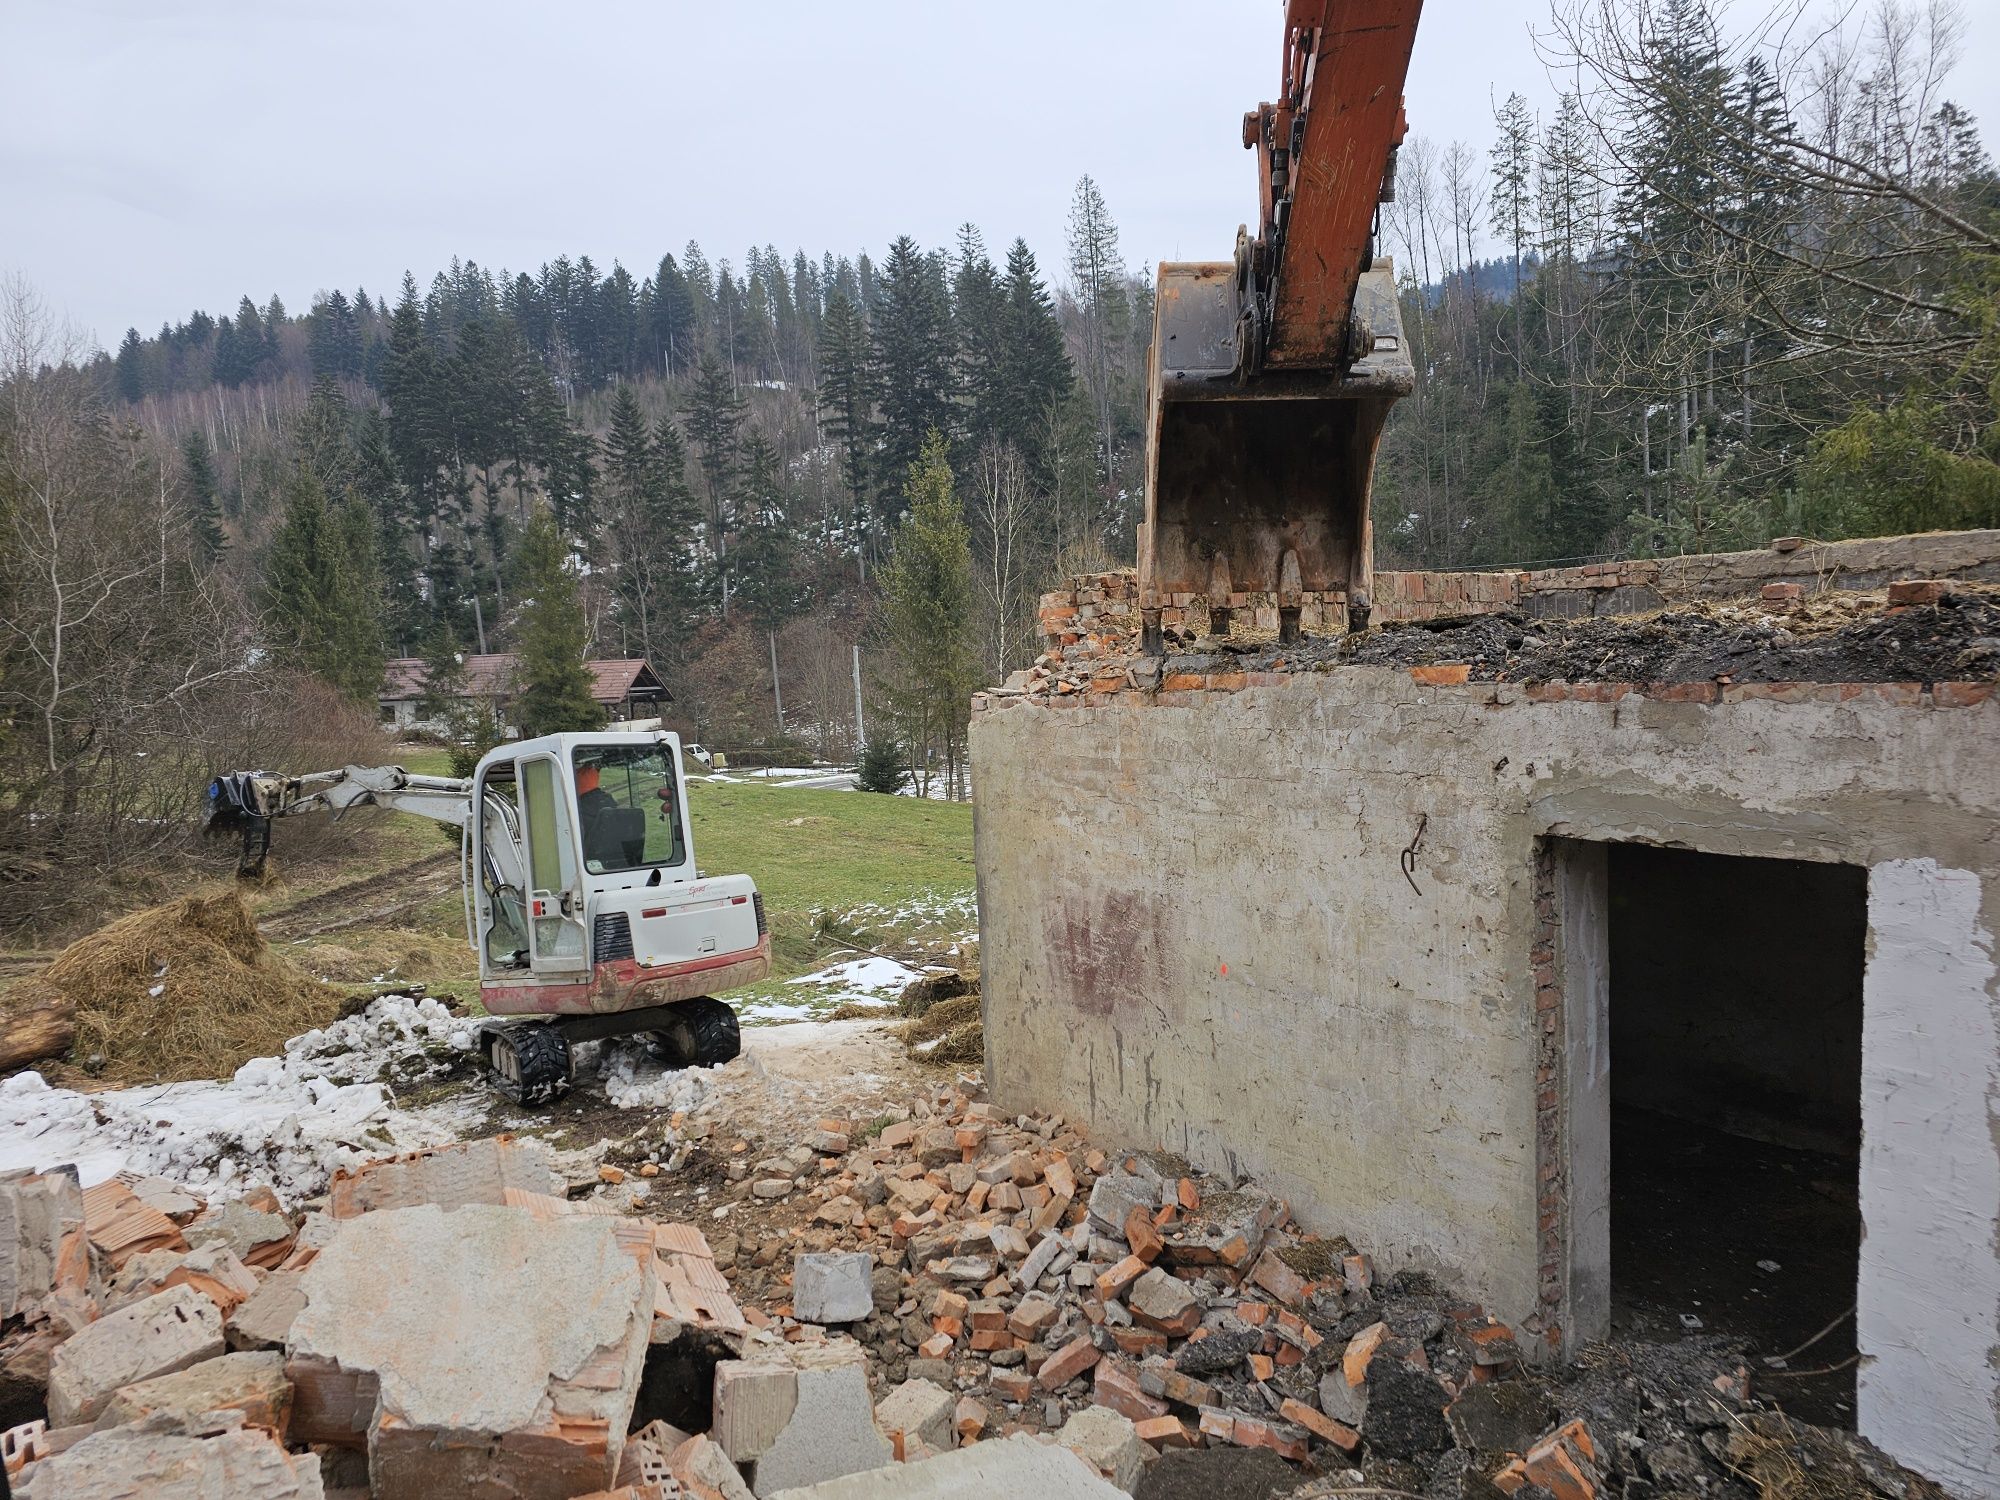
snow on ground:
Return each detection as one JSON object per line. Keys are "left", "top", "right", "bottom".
{"left": 0, "top": 995, "right": 725, "bottom": 1206}
{"left": 0, "top": 997, "right": 476, "bottom": 1202}
{"left": 586, "top": 1039, "right": 717, "bottom": 1112}
{"left": 734, "top": 952, "right": 928, "bottom": 1025}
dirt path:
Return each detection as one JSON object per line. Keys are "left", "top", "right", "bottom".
{"left": 260, "top": 849, "right": 462, "bottom": 941}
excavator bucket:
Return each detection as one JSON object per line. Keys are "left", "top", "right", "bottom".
{"left": 1138, "top": 0, "right": 1422, "bottom": 651}
{"left": 1139, "top": 260, "right": 1412, "bottom": 648}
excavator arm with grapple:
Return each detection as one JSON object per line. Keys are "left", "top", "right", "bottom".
{"left": 1141, "top": 0, "right": 1424, "bottom": 653}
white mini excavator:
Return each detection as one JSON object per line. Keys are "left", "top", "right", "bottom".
{"left": 206, "top": 727, "right": 771, "bottom": 1105}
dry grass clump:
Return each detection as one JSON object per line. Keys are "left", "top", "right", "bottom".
{"left": 288, "top": 931, "right": 474, "bottom": 988}
{"left": 824, "top": 1001, "right": 897, "bottom": 1022}
{"left": 898, "top": 991, "right": 983, "bottom": 1064}
{"left": 48, "top": 888, "right": 341, "bottom": 1084}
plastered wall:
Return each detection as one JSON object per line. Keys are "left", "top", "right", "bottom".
{"left": 971, "top": 668, "right": 1999, "bottom": 1495}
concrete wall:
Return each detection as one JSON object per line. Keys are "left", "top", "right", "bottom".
{"left": 971, "top": 671, "right": 2000, "bottom": 1494}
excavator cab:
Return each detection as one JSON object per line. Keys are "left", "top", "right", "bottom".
{"left": 1140, "top": 0, "right": 1423, "bottom": 653}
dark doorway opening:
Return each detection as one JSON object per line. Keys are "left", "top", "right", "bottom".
{"left": 1606, "top": 844, "right": 1865, "bottom": 1427}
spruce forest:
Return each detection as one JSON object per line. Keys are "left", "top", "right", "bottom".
{"left": 3, "top": 0, "right": 1996, "bottom": 890}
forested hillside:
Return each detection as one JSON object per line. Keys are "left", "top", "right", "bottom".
{"left": 4, "top": 0, "right": 1996, "bottom": 920}
{"left": 1372, "top": 0, "right": 2000, "bottom": 568}
{"left": 92, "top": 174, "right": 1147, "bottom": 759}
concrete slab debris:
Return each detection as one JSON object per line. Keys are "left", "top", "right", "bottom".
{"left": 16, "top": 1415, "right": 325, "bottom": 1500}
{"left": 2, "top": 1168, "right": 88, "bottom": 1319}
{"left": 47, "top": 1285, "right": 225, "bottom": 1426}
{"left": 1055, "top": 1404, "right": 1145, "bottom": 1492}
{"left": 765, "top": 1431, "right": 1125, "bottom": 1499}
{"left": 325, "top": 1135, "right": 558, "bottom": 1218}
{"left": 740, "top": 1341, "right": 891, "bottom": 1498}
{"left": 226, "top": 1269, "right": 307, "bottom": 1352}
{"left": 95, "top": 1350, "right": 292, "bottom": 1437}
{"left": 286, "top": 1202, "right": 652, "bottom": 1500}
{"left": 790, "top": 1252, "right": 873, "bottom": 1325}
{"left": 183, "top": 1200, "right": 292, "bottom": 1269}
{"left": 712, "top": 1357, "right": 798, "bottom": 1466}
{"left": 160, "top": 1241, "right": 260, "bottom": 1316}
{"left": 875, "top": 1377, "right": 954, "bottom": 1457}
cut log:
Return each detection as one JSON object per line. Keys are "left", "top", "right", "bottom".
{"left": 0, "top": 977, "right": 75, "bottom": 1071}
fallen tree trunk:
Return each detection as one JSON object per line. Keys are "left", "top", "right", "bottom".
{"left": 0, "top": 978, "right": 75, "bottom": 1071}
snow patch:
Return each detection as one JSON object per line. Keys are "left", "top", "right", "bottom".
{"left": 0, "top": 996, "right": 476, "bottom": 1204}
{"left": 591, "top": 1039, "right": 717, "bottom": 1112}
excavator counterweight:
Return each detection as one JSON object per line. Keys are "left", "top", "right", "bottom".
{"left": 1141, "top": 0, "right": 1423, "bottom": 651}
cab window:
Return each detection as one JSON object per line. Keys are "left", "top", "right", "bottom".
{"left": 574, "top": 744, "right": 686, "bottom": 873}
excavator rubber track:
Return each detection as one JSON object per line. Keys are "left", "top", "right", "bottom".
{"left": 644, "top": 996, "right": 742, "bottom": 1069}
{"left": 482, "top": 1021, "right": 575, "bottom": 1106}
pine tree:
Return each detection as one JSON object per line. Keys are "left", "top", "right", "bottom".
{"left": 114, "top": 328, "right": 146, "bottom": 403}
{"left": 815, "top": 289, "right": 872, "bottom": 566}
{"left": 513, "top": 511, "right": 604, "bottom": 735}
{"left": 180, "top": 430, "right": 226, "bottom": 561}
{"left": 874, "top": 432, "right": 980, "bottom": 800}
{"left": 265, "top": 469, "right": 386, "bottom": 701}
{"left": 309, "top": 289, "right": 363, "bottom": 379}
{"left": 870, "top": 235, "right": 956, "bottom": 511}
{"left": 996, "top": 239, "right": 1074, "bottom": 483}
{"left": 730, "top": 433, "right": 802, "bottom": 628}
{"left": 1066, "top": 175, "right": 1128, "bottom": 479}
{"left": 1489, "top": 92, "right": 1537, "bottom": 376}
{"left": 684, "top": 352, "right": 746, "bottom": 609}
{"left": 953, "top": 224, "right": 1005, "bottom": 457}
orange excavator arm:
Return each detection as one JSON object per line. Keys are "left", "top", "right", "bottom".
{"left": 1141, "top": 0, "right": 1423, "bottom": 651}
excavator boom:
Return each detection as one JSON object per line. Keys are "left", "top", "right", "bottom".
{"left": 1141, "top": 0, "right": 1423, "bottom": 651}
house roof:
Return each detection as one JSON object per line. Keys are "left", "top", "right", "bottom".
{"left": 382, "top": 654, "right": 669, "bottom": 707}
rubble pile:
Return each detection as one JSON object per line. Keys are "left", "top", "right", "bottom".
{"left": 986, "top": 571, "right": 2000, "bottom": 712}
{"left": 1, "top": 1094, "right": 1949, "bottom": 1499}
{"left": 710, "top": 1082, "right": 1946, "bottom": 1500}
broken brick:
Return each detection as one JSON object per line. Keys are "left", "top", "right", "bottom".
{"left": 1248, "top": 1248, "right": 1307, "bottom": 1307}
{"left": 1037, "top": 1335, "right": 1102, "bottom": 1390}
{"left": 1280, "top": 1396, "right": 1361, "bottom": 1454}
{"left": 1093, "top": 1359, "right": 1169, "bottom": 1424}
{"left": 1096, "top": 1255, "right": 1147, "bottom": 1302}
{"left": 1343, "top": 1321, "right": 1387, "bottom": 1385}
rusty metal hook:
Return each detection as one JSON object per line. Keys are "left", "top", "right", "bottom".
{"left": 1400, "top": 813, "right": 1428, "bottom": 896}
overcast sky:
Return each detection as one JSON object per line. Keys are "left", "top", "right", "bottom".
{"left": 5, "top": 0, "right": 1996, "bottom": 351}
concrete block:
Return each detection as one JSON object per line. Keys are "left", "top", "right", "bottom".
{"left": 1057, "top": 1405, "right": 1145, "bottom": 1492}
{"left": 16, "top": 1417, "right": 324, "bottom": 1499}
{"left": 1, "top": 1167, "right": 87, "bottom": 1319}
{"left": 875, "top": 1378, "right": 953, "bottom": 1455}
{"left": 1126, "top": 1268, "right": 1199, "bottom": 1337}
{"left": 227, "top": 1269, "right": 307, "bottom": 1352}
{"left": 287, "top": 1203, "right": 653, "bottom": 1500}
{"left": 161, "top": 1242, "right": 260, "bottom": 1315}
{"left": 48, "top": 1285, "right": 225, "bottom": 1426}
{"left": 105, "top": 1248, "right": 195, "bottom": 1312}
{"left": 95, "top": 1350, "right": 292, "bottom": 1437}
{"left": 791, "top": 1252, "right": 873, "bottom": 1324}
{"left": 1085, "top": 1174, "right": 1155, "bottom": 1237}
{"left": 183, "top": 1201, "right": 291, "bottom": 1267}
{"left": 744, "top": 1341, "right": 893, "bottom": 1498}
{"left": 712, "top": 1358, "right": 798, "bottom": 1464}
{"left": 669, "top": 1431, "right": 757, "bottom": 1500}
{"left": 766, "top": 1431, "right": 1124, "bottom": 1499}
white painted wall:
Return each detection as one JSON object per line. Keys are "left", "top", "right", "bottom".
{"left": 1861, "top": 859, "right": 2000, "bottom": 1498}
